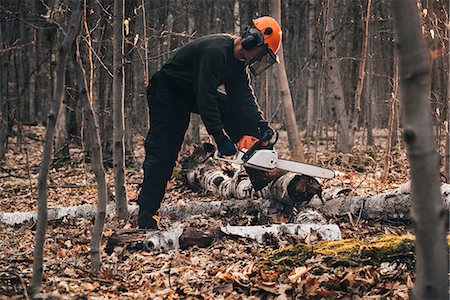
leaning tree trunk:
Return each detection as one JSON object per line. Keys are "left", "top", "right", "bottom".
{"left": 74, "top": 43, "right": 108, "bottom": 272}
{"left": 113, "top": 0, "right": 128, "bottom": 219}
{"left": 392, "top": 1, "right": 448, "bottom": 299}
{"left": 29, "top": 1, "right": 82, "bottom": 295}
{"left": 325, "top": 0, "right": 350, "bottom": 153}
{"left": 271, "top": 0, "right": 304, "bottom": 161}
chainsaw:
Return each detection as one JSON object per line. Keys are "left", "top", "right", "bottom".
{"left": 214, "top": 131, "right": 335, "bottom": 179}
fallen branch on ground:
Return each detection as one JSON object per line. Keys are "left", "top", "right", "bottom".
{"left": 105, "top": 222, "right": 342, "bottom": 253}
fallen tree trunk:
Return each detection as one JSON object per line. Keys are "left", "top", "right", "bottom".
{"left": 0, "top": 199, "right": 277, "bottom": 226}
{"left": 317, "top": 184, "right": 450, "bottom": 224}
{"left": 3, "top": 184, "right": 450, "bottom": 226}
{"left": 3, "top": 180, "right": 449, "bottom": 226}
{"left": 105, "top": 222, "right": 342, "bottom": 253}
{"left": 317, "top": 194, "right": 412, "bottom": 223}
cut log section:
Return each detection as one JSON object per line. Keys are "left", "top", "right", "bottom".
{"left": 180, "top": 144, "right": 323, "bottom": 208}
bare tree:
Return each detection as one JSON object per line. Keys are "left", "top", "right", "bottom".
{"left": 306, "top": 0, "right": 316, "bottom": 139}
{"left": 271, "top": 0, "right": 304, "bottom": 161}
{"left": 325, "top": 0, "right": 350, "bottom": 153}
{"left": 74, "top": 41, "right": 108, "bottom": 272}
{"left": 0, "top": 9, "right": 7, "bottom": 163}
{"left": 29, "top": 1, "right": 82, "bottom": 295}
{"left": 392, "top": 1, "right": 448, "bottom": 298}
{"left": 185, "top": 1, "right": 201, "bottom": 146}
{"left": 382, "top": 53, "right": 398, "bottom": 183}
{"left": 350, "top": 0, "right": 371, "bottom": 147}
{"left": 113, "top": 0, "right": 128, "bottom": 219}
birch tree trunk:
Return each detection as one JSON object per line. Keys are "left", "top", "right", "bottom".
{"left": 325, "top": 0, "right": 350, "bottom": 153}
{"left": 29, "top": 1, "right": 82, "bottom": 295}
{"left": 392, "top": 1, "right": 448, "bottom": 298}
{"left": 113, "top": 0, "right": 128, "bottom": 219}
{"left": 349, "top": 0, "right": 371, "bottom": 147}
{"left": 74, "top": 44, "right": 108, "bottom": 272}
{"left": 271, "top": 0, "right": 304, "bottom": 161}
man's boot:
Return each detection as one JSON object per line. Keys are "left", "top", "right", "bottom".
{"left": 138, "top": 210, "right": 159, "bottom": 229}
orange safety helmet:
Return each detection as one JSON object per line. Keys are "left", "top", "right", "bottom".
{"left": 252, "top": 16, "right": 282, "bottom": 54}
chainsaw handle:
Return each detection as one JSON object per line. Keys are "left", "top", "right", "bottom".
{"left": 242, "top": 131, "right": 278, "bottom": 162}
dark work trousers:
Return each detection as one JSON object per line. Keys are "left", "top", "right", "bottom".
{"left": 138, "top": 71, "right": 259, "bottom": 224}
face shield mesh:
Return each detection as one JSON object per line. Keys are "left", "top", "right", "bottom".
{"left": 248, "top": 45, "right": 279, "bottom": 76}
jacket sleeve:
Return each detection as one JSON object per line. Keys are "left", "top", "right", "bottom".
{"left": 224, "top": 67, "right": 264, "bottom": 128}
{"left": 194, "top": 48, "right": 226, "bottom": 141}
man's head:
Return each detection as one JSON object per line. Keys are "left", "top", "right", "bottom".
{"left": 239, "top": 16, "right": 282, "bottom": 76}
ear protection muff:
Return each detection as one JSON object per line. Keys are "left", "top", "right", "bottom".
{"left": 241, "top": 26, "right": 264, "bottom": 50}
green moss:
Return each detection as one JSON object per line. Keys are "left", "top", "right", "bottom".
{"left": 258, "top": 245, "right": 313, "bottom": 271}
{"left": 259, "top": 234, "right": 450, "bottom": 271}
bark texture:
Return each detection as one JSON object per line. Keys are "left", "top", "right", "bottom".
{"left": 325, "top": 0, "right": 350, "bottom": 153}
{"left": 29, "top": 1, "right": 82, "bottom": 295}
{"left": 113, "top": 0, "right": 128, "bottom": 219}
{"left": 306, "top": 0, "right": 316, "bottom": 138}
{"left": 392, "top": 1, "right": 448, "bottom": 298}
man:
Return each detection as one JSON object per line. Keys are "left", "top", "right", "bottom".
{"left": 138, "top": 16, "right": 282, "bottom": 229}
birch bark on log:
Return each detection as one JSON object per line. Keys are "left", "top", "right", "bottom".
{"left": 29, "top": 1, "right": 82, "bottom": 295}
{"left": 392, "top": 1, "right": 448, "bottom": 298}
{"left": 3, "top": 184, "right": 450, "bottom": 227}
{"left": 106, "top": 222, "right": 341, "bottom": 254}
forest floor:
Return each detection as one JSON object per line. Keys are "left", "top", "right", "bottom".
{"left": 0, "top": 125, "right": 422, "bottom": 299}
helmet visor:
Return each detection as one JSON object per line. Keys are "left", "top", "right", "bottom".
{"left": 248, "top": 46, "right": 279, "bottom": 76}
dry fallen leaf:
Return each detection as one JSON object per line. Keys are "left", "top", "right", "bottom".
{"left": 288, "top": 266, "right": 309, "bottom": 283}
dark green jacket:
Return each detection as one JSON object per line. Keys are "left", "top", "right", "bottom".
{"left": 161, "top": 34, "right": 263, "bottom": 141}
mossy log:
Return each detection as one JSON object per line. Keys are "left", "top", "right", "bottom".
{"left": 261, "top": 234, "right": 421, "bottom": 268}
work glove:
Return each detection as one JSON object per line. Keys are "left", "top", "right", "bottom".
{"left": 216, "top": 134, "right": 237, "bottom": 157}
{"left": 258, "top": 120, "right": 274, "bottom": 140}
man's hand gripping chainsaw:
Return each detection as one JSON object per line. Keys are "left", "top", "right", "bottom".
{"left": 214, "top": 131, "right": 335, "bottom": 179}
